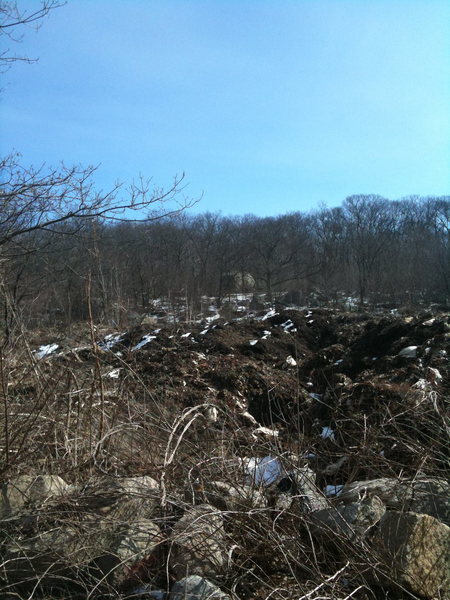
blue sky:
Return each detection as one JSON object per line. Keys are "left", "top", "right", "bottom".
{"left": 1, "top": 0, "right": 449, "bottom": 216}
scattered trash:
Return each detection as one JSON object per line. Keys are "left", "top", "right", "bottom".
{"left": 321, "top": 426, "right": 336, "bottom": 441}
{"left": 35, "top": 343, "right": 59, "bottom": 359}
{"left": 241, "top": 456, "right": 284, "bottom": 486}
{"left": 324, "top": 484, "right": 344, "bottom": 497}
{"left": 398, "top": 346, "right": 418, "bottom": 358}
{"left": 132, "top": 334, "right": 157, "bottom": 351}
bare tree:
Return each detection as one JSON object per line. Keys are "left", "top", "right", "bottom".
{"left": 0, "top": 0, "right": 64, "bottom": 70}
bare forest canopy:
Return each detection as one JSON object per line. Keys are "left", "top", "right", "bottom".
{"left": 1, "top": 194, "right": 449, "bottom": 329}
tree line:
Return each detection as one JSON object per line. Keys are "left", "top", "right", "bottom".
{"left": 1, "top": 194, "right": 449, "bottom": 330}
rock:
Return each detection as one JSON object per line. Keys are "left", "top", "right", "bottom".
{"left": 287, "top": 467, "right": 329, "bottom": 513}
{"left": 95, "top": 518, "right": 162, "bottom": 586}
{"left": 339, "top": 477, "right": 450, "bottom": 525}
{"left": 199, "top": 480, "right": 267, "bottom": 511}
{"left": 170, "top": 504, "right": 227, "bottom": 579}
{"left": 76, "top": 475, "right": 160, "bottom": 521}
{"left": 0, "top": 475, "right": 69, "bottom": 518}
{"left": 170, "top": 575, "right": 230, "bottom": 600}
{"left": 309, "top": 495, "right": 385, "bottom": 542}
{"left": 407, "top": 478, "right": 450, "bottom": 526}
{"left": 0, "top": 476, "right": 162, "bottom": 590}
{"left": 373, "top": 511, "right": 450, "bottom": 598}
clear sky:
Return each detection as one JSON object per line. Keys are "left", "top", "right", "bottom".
{"left": 1, "top": 0, "right": 449, "bottom": 216}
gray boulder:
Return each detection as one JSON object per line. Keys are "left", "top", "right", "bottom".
{"left": 0, "top": 475, "right": 69, "bottom": 518}
{"left": 372, "top": 511, "right": 450, "bottom": 599}
{"left": 170, "top": 504, "right": 227, "bottom": 579}
{"left": 283, "top": 467, "right": 329, "bottom": 513}
{"left": 170, "top": 575, "right": 230, "bottom": 600}
{"left": 198, "top": 480, "right": 267, "bottom": 511}
{"left": 0, "top": 475, "right": 162, "bottom": 590}
{"left": 309, "top": 495, "right": 386, "bottom": 542}
{"left": 339, "top": 477, "right": 450, "bottom": 525}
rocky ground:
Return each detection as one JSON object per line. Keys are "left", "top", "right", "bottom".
{"left": 0, "top": 307, "right": 449, "bottom": 599}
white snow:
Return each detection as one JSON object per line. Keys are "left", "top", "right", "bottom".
{"left": 132, "top": 334, "right": 156, "bottom": 351}
{"left": 321, "top": 426, "right": 336, "bottom": 441}
{"left": 241, "top": 455, "right": 284, "bottom": 486}
{"left": 398, "top": 346, "right": 418, "bottom": 358}
{"left": 35, "top": 343, "right": 59, "bottom": 359}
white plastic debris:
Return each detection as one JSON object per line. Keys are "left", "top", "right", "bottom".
{"left": 205, "top": 406, "right": 219, "bottom": 423}
{"left": 98, "top": 333, "right": 125, "bottom": 351}
{"left": 181, "top": 332, "right": 191, "bottom": 338}
{"left": 321, "top": 426, "right": 336, "bottom": 441}
{"left": 302, "top": 452, "right": 317, "bottom": 459}
{"left": 281, "top": 319, "right": 295, "bottom": 331}
{"left": 241, "top": 455, "right": 284, "bottom": 486}
{"left": 108, "top": 368, "right": 121, "bottom": 379}
{"left": 428, "top": 367, "right": 443, "bottom": 381}
{"left": 398, "top": 346, "right": 418, "bottom": 358}
{"left": 324, "top": 484, "right": 343, "bottom": 497}
{"left": 249, "top": 339, "right": 258, "bottom": 346}
{"left": 132, "top": 334, "right": 156, "bottom": 351}
{"left": 422, "top": 318, "right": 436, "bottom": 326}
{"left": 260, "top": 309, "right": 278, "bottom": 321}
{"left": 252, "top": 426, "right": 279, "bottom": 438}
{"left": 35, "top": 343, "right": 59, "bottom": 359}
{"left": 286, "top": 355, "right": 297, "bottom": 367}
{"left": 309, "top": 392, "right": 323, "bottom": 401}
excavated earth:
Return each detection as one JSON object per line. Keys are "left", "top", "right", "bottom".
{"left": 2, "top": 307, "right": 449, "bottom": 599}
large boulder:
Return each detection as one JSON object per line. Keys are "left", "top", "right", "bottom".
{"left": 170, "top": 504, "right": 227, "bottom": 579}
{"left": 339, "top": 477, "right": 450, "bottom": 525}
{"left": 0, "top": 475, "right": 162, "bottom": 591}
{"left": 0, "top": 475, "right": 69, "bottom": 518}
{"left": 277, "top": 467, "right": 328, "bottom": 513}
{"left": 170, "top": 575, "right": 230, "bottom": 600}
{"left": 309, "top": 495, "right": 386, "bottom": 543}
{"left": 373, "top": 511, "right": 450, "bottom": 599}
{"left": 195, "top": 480, "right": 267, "bottom": 511}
